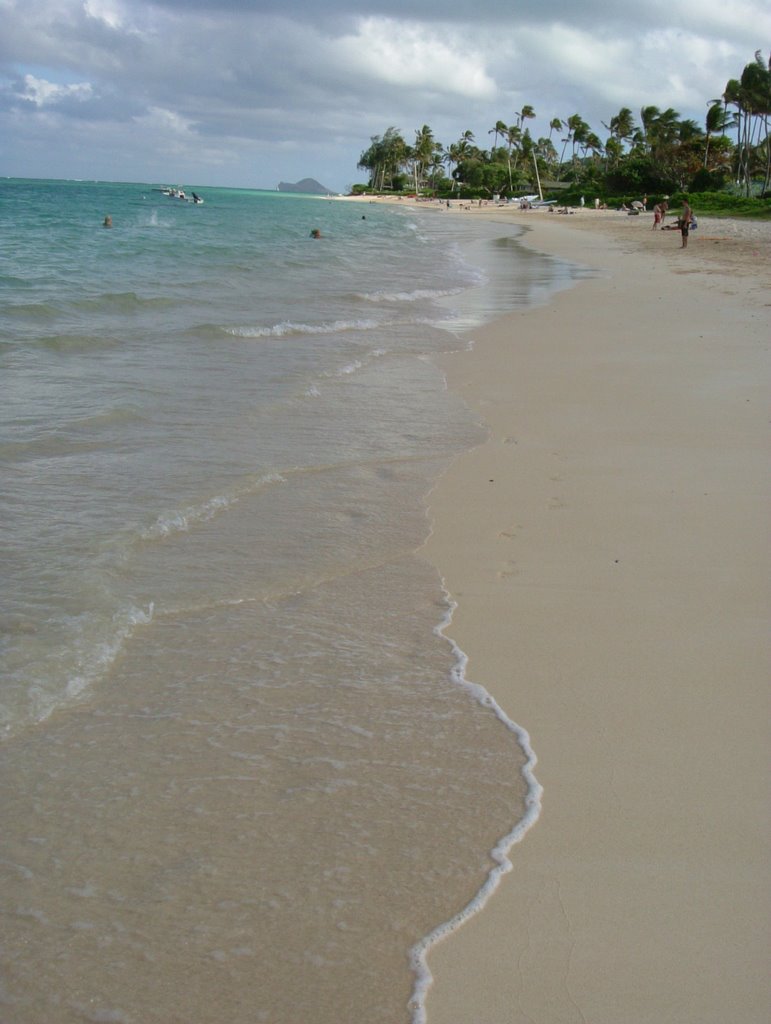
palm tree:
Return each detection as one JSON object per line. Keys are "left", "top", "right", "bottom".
{"left": 704, "top": 99, "right": 733, "bottom": 167}
{"left": 639, "top": 105, "right": 660, "bottom": 152}
{"left": 548, "top": 117, "right": 563, "bottom": 142}
{"left": 518, "top": 104, "right": 536, "bottom": 129}
{"left": 488, "top": 120, "right": 508, "bottom": 153}
{"left": 568, "top": 114, "right": 589, "bottom": 160}
{"left": 443, "top": 143, "right": 463, "bottom": 191}
{"left": 357, "top": 127, "right": 408, "bottom": 191}
{"left": 504, "top": 125, "right": 522, "bottom": 190}
{"left": 737, "top": 51, "right": 771, "bottom": 193}
{"left": 720, "top": 58, "right": 765, "bottom": 194}
{"left": 427, "top": 147, "right": 446, "bottom": 189}
{"left": 584, "top": 131, "right": 604, "bottom": 164}
{"left": 559, "top": 114, "right": 588, "bottom": 170}
{"left": 604, "top": 136, "right": 623, "bottom": 171}
{"left": 536, "top": 136, "right": 559, "bottom": 174}
{"left": 410, "top": 124, "right": 436, "bottom": 193}
{"left": 603, "top": 107, "right": 636, "bottom": 151}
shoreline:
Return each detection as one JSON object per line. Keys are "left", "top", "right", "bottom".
{"left": 414, "top": 208, "right": 769, "bottom": 1020}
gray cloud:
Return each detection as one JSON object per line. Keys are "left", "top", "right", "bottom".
{"left": 1, "top": 0, "right": 767, "bottom": 189}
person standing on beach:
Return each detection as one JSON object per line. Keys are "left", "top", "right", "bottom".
{"left": 680, "top": 200, "right": 692, "bottom": 248}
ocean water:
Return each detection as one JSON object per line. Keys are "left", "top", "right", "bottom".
{"left": 1, "top": 179, "right": 580, "bottom": 1023}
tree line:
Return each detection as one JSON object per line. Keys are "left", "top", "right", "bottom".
{"left": 356, "top": 52, "right": 771, "bottom": 200}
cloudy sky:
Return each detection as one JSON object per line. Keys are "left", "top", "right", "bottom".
{"left": 1, "top": 0, "right": 767, "bottom": 191}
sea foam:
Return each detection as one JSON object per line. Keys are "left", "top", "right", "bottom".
{"left": 407, "top": 583, "right": 543, "bottom": 1023}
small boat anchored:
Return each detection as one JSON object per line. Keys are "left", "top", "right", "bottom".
{"left": 152, "top": 187, "right": 204, "bottom": 204}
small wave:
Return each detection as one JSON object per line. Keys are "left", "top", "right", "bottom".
{"left": 1, "top": 602, "right": 157, "bottom": 739}
{"left": 1, "top": 408, "right": 144, "bottom": 462}
{"left": 63, "top": 603, "right": 155, "bottom": 703}
{"left": 314, "top": 348, "right": 386, "bottom": 383}
{"left": 4, "top": 302, "right": 60, "bottom": 320}
{"left": 0, "top": 614, "right": 38, "bottom": 636}
{"left": 224, "top": 318, "right": 380, "bottom": 339}
{"left": 141, "top": 473, "right": 285, "bottom": 540}
{"left": 337, "top": 359, "right": 363, "bottom": 376}
{"left": 70, "top": 292, "right": 177, "bottom": 313}
{"left": 356, "top": 287, "right": 462, "bottom": 304}
{"left": 68, "top": 407, "right": 144, "bottom": 430}
{"left": 35, "top": 334, "right": 120, "bottom": 352}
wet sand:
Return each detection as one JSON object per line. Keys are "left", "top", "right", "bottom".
{"left": 413, "top": 204, "right": 770, "bottom": 1022}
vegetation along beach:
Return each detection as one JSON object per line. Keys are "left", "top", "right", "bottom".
{"left": 1, "top": 27, "right": 770, "bottom": 1024}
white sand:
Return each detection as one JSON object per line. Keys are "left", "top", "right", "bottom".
{"left": 413, "top": 207, "right": 771, "bottom": 1023}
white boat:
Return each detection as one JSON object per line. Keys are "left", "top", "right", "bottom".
{"left": 153, "top": 187, "right": 203, "bottom": 203}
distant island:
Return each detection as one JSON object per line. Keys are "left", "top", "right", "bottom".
{"left": 277, "top": 178, "right": 335, "bottom": 195}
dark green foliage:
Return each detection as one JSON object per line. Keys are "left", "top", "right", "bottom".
{"left": 672, "top": 191, "right": 771, "bottom": 217}
{"left": 689, "top": 167, "right": 730, "bottom": 192}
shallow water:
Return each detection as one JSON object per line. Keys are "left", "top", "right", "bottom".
{"left": 1, "top": 180, "right": 579, "bottom": 1022}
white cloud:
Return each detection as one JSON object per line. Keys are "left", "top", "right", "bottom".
{"left": 334, "top": 17, "right": 495, "bottom": 98}
{"left": 19, "top": 74, "right": 93, "bottom": 106}
{"left": 83, "top": 0, "right": 126, "bottom": 30}
{"left": 133, "top": 105, "right": 195, "bottom": 135}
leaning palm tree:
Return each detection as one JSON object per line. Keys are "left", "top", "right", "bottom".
{"left": 639, "top": 105, "right": 660, "bottom": 152}
{"left": 548, "top": 117, "right": 563, "bottom": 142}
{"left": 704, "top": 100, "right": 733, "bottom": 167}
{"left": 737, "top": 51, "right": 771, "bottom": 193}
{"left": 488, "top": 120, "right": 508, "bottom": 154}
{"left": 602, "top": 107, "right": 636, "bottom": 151}
{"left": 518, "top": 104, "right": 536, "bottom": 129}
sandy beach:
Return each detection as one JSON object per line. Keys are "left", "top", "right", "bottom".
{"left": 398, "top": 202, "right": 770, "bottom": 1022}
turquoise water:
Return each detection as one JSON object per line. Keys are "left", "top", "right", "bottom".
{"left": 0, "top": 179, "right": 576, "bottom": 1023}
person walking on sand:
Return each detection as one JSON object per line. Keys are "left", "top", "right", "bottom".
{"left": 680, "top": 200, "right": 692, "bottom": 249}
{"left": 652, "top": 203, "right": 662, "bottom": 228}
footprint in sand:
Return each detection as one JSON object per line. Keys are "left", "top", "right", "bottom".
{"left": 497, "top": 560, "right": 520, "bottom": 579}
{"left": 498, "top": 523, "right": 521, "bottom": 539}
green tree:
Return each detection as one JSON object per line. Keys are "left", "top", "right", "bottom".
{"left": 536, "top": 136, "right": 559, "bottom": 174}
{"left": 357, "top": 127, "right": 408, "bottom": 191}
{"left": 504, "top": 125, "right": 522, "bottom": 191}
{"left": 548, "top": 117, "right": 563, "bottom": 141}
{"left": 704, "top": 99, "right": 734, "bottom": 168}
{"left": 488, "top": 120, "right": 508, "bottom": 154}
{"left": 735, "top": 51, "right": 771, "bottom": 193}
{"left": 603, "top": 107, "right": 636, "bottom": 154}
{"left": 410, "top": 124, "right": 438, "bottom": 193}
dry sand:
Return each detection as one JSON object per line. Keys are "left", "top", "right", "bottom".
{"left": 403, "top": 203, "right": 769, "bottom": 1023}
